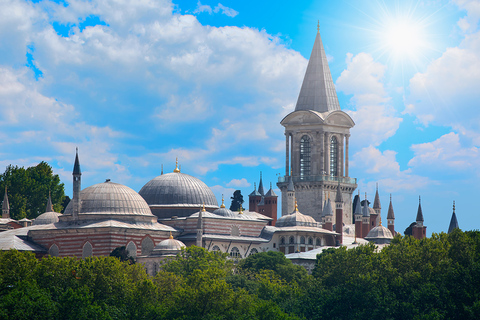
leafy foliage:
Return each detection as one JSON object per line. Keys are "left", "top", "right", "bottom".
{"left": 0, "top": 162, "right": 66, "bottom": 219}
{"left": 229, "top": 190, "right": 244, "bottom": 211}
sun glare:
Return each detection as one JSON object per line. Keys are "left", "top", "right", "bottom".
{"left": 383, "top": 18, "right": 426, "bottom": 59}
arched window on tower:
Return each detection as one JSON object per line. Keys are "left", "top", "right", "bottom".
{"left": 330, "top": 136, "right": 338, "bottom": 177}
{"left": 300, "top": 135, "right": 311, "bottom": 179}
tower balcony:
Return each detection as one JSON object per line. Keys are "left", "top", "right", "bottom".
{"left": 278, "top": 175, "right": 357, "bottom": 185}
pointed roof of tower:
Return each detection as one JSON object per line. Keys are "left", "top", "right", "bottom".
{"left": 249, "top": 182, "right": 261, "bottom": 196}
{"left": 258, "top": 172, "right": 264, "bottom": 196}
{"left": 265, "top": 183, "right": 277, "bottom": 197}
{"left": 287, "top": 175, "right": 295, "bottom": 192}
{"left": 45, "top": 191, "right": 54, "bottom": 212}
{"left": 335, "top": 181, "right": 343, "bottom": 203}
{"left": 373, "top": 183, "right": 381, "bottom": 209}
{"left": 416, "top": 196, "right": 424, "bottom": 222}
{"left": 363, "top": 193, "right": 370, "bottom": 217}
{"left": 73, "top": 148, "right": 81, "bottom": 175}
{"left": 354, "top": 194, "right": 362, "bottom": 216}
{"left": 2, "top": 186, "right": 9, "bottom": 211}
{"left": 448, "top": 201, "right": 459, "bottom": 233}
{"left": 295, "top": 21, "right": 341, "bottom": 113}
{"left": 387, "top": 194, "right": 395, "bottom": 219}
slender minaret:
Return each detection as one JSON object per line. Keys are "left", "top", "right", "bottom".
{"left": 362, "top": 193, "right": 370, "bottom": 238}
{"left": 72, "top": 148, "right": 82, "bottom": 220}
{"left": 448, "top": 201, "right": 459, "bottom": 234}
{"left": 354, "top": 191, "right": 363, "bottom": 239}
{"left": 2, "top": 186, "right": 10, "bottom": 219}
{"left": 335, "top": 181, "right": 344, "bottom": 245}
{"left": 372, "top": 183, "right": 381, "bottom": 226}
{"left": 323, "top": 197, "right": 333, "bottom": 231}
{"left": 321, "top": 191, "right": 327, "bottom": 227}
{"left": 45, "top": 191, "right": 54, "bottom": 213}
{"left": 387, "top": 194, "right": 395, "bottom": 236}
{"left": 413, "top": 196, "right": 426, "bottom": 239}
{"left": 286, "top": 175, "right": 295, "bottom": 215}
{"left": 196, "top": 204, "right": 205, "bottom": 247}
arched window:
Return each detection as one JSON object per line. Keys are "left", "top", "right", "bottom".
{"left": 212, "top": 245, "right": 221, "bottom": 252}
{"left": 249, "top": 248, "right": 258, "bottom": 256}
{"left": 300, "top": 135, "right": 311, "bottom": 178}
{"left": 289, "top": 236, "right": 295, "bottom": 244}
{"left": 330, "top": 136, "right": 338, "bottom": 177}
{"left": 49, "top": 244, "right": 59, "bottom": 257}
{"left": 126, "top": 241, "right": 137, "bottom": 258}
{"left": 300, "top": 236, "right": 306, "bottom": 244}
{"left": 280, "top": 237, "right": 285, "bottom": 245}
{"left": 141, "top": 237, "right": 154, "bottom": 256}
{"left": 308, "top": 238, "right": 313, "bottom": 246}
{"left": 82, "top": 242, "right": 93, "bottom": 258}
{"left": 230, "top": 247, "right": 241, "bottom": 259}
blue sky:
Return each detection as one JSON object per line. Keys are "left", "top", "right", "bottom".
{"left": 1, "top": 0, "right": 479, "bottom": 235}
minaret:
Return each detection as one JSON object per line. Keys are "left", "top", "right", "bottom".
{"left": 362, "top": 193, "right": 370, "bottom": 238}
{"left": 354, "top": 191, "right": 363, "bottom": 239}
{"left": 196, "top": 204, "right": 205, "bottom": 247}
{"left": 371, "top": 183, "right": 381, "bottom": 226}
{"left": 413, "top": 196, "right": 426, "bottom": 239}
{"left": 335, "top": 181, "right": 344, "bottom": 245}
{"left": 387, "top": 194, "right": 395, "bottom": 236}
{"left": 321, "top": 191, "right": 327, "bottom": 227}
{"left": 448, "top": 201, "right": 459, "bottom": 234}
{"left": 72, "top": 148, "right": 82, "bottom": 220}
{"left": 46, "top": 191, "right": 54, "bottom": 212}
{"left": 277, "top": 21, "right": 356, "bottom": 223}
{"left": 2, "top": 186, "right": 10, "bottom": 219}
{"left": 258, "top": 172, "right": 265, "bottom": 196}
{"left": 286, "top": 174, "right": 295, "bottom": 215}
{"left": 323, "top": 197, "right": 333, "bottom": 231}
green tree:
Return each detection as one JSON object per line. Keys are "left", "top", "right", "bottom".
{"left": 230, "top": 189, "right": 244, "bottom": 211}
{"left": 0, "top": 162, "right": 66, "bottom": 219}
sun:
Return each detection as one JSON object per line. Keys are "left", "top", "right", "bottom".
{"left": 382, "top": 18, "right": 427, "bottom": 60}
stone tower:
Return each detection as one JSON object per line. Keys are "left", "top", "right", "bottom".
{"left": 277, "top": 22, "right": 357, "bottom": 225}
{"left": 72, "top": 148, "right": 82, "bottom": 220}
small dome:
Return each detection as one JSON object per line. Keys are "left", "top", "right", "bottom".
{"left": 139, "top": 172, "right": 218, "bottom": 208}
{"left": 276, "top": 207, "right": 318, "bottom": 228}
{"left": 365, "top": 224, "right": 393, "bottom": 244}
{"left": 64, "top": 181, "right": 153, "bottom": 217}
{"left": 33, "top": 211, "right": 61, "bottom": 225}
{"left": 151, "top": 235, "right": 186, "bottom": 256}
{"left": 213, "top": 207, "right": 236, "bottom": 218}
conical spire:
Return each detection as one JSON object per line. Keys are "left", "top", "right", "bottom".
{"left": 387, "top": 194, "right": 395, "bottom": 219}
{"left": 416, "top": 196, "right": 424, "bottom": 222}
{"left": 354, "top": 193, "right": 362, "bottom": 216}
{"left": 448, "top": 201, "right": 459, "bottom": 233}
{"left": 295, "top": 21, "right": 341, "bottom": 113}
{"left": 362, "top": 193, "right": 370, "bottom": 217}
{"left": 325, "top": 198, "right": 333, "bottom": 216}
{"left": 335, "top": 181, "right": 343, "bottom": 203}
{"left": 287, "top": 175, "right": 295, "bottom": 192}
{"left": 258, "top": 172, "right": 264, "bottom": 196}
{"left": 73, "top": 147, "right": 81, "bottom": 175}
{"left": 373, "top": 183, "right": 381, "bottom": 210}
{"left": 265, "top": 182, "right": 277, "bottom": 197}
{"left": 45, "top": 191, "right": 54, "bottom": 212}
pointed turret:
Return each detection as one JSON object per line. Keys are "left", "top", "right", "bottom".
{"left": 448, "top": 201, "right": 459, "bottom": 234}
{"left": 362, "top": 193, "right": 371, "bottom": 238}
{"left": 258, "top": 172, "right": 264, "bottom": 196}
{"left": 335, "top": 182, "right": 343, "bottom": 203}
{"left": 73, "top": 149, "right": 81, "bottom": 175}
{"left": 387, "top": 194, "right": 395, "bottom": 236}
{"left": 373, "top": 183, "right": 381, "bottom": 214}
{"left": 265, "top": 183, "right": 277, "bottom": 197}
{"left": 263, "top": 182, "right": 278, "bottom": 226}
{"left": 323, "top": 197, "right": 333, "bottom": 231}
{"left": 354, "top": 190, "right": 363, "bottom": 239}
{"left": 45, "top": 191, "right": 54, "bottom": 213}
{"left": 335, "top": 182, "right": 344, "bottom": 244}
{"left": 413, "top": 196, "right": 427, "bottom": 239}
{"left": 295, "top": 21, "right": 341, "bottom": 113}
{"left": 286, "top": 175, "right": 295, "bottom": 214}
{"left": 72, "top": 148, "right": 82, "bottom": 219}
{"left": 416, "top": 196, "right": 424, "bottom": 223}
{"left": 287, "top": 175, "right": 295, "bottom": 192}
{"left": 2, "top": 186, "right": 10, "bottom": 219}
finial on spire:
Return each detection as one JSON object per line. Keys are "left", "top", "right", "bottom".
{"left": 221, "top": 195, "right": 225, "bottom": 208}
{"left": 419, "top": 195, "right": 421, "bottom": 204}
{"left": 174, "top": 157, "right": 180, "bottom": 173}
{"left": 169, "top": 231, "right": 173, "bottom": 239}
{"left": 295, "top": 199, "right": 298, "bottom": 212}
{"left": 453, "top": 200, "right": 455, "bottom": 213}
{"left": 238, "top": 204, "right": 243, "bottom": 214}
{"left": 390, "top": 194, "right": 392, "bottom": 202}
{"left": 365, "top": 192, "right": 367, "bottom": 200}
{"left": 202, "top": 203, "right": 206, "bottom": 212}
{"left": 379, "top": 215, "right": 382, "bottom": 226}
{"left": 317, "top": 20, "right": 320, "bottom": 33}
{"left": 376, "top": 182, "right": 378, "bottom": 191}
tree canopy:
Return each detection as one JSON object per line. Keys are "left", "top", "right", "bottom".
{"left": 0, "top": 162, "right": 66, "bottom": 219}
{"left": 229, "top": 190, "right": 244, "bottom": 211}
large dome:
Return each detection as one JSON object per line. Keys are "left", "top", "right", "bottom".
{"left": 139, "top": 172, "right": 218, "bottom": 219}
{"left": 64, "top": 181, "right": 153, "bottom": 216}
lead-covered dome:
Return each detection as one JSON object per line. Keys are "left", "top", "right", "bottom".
{"left": 276, "top": 206, "right": 318, "bottom": 228}
{"left": 64, "top": 181, "right": 153, "bottom": 216}
{"left": 33, "top": 211, "right": 61, "bottom": 225}
{"left": 365, "top": 224, "right": 393, "bottom": 244}
{"left": 139, "top": 172, "right": 218, "bottom": 219}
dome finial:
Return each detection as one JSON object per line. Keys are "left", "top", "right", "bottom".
{"left": 379, "top": 215, "right": 382, "bottom": 226}
{"left": 238, "top": 204, "right": 243, "bottom": 214}
{"left": 202, "top": 203, "right": 206, "bottom": 212}
{"left": 295, "top": 198, "right": 299, "bottom": 212}
{"left": 169, "top": 231, "right": 173, "bottom": 239}
{"left": 317, "top": 20, "right": 320, "bottom": 33}
{"left": 221, "top": 195, "right": 225, "bottom": 208}
{"left": 174, "top": 157, "right": 180, "bottom": 173}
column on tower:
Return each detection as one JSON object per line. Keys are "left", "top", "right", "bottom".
{"left": 339, "top": 134, "right": 344, "bottom": 177}
{"left": 285, "top": 133, "right": 290, "bottom": 176}
{"left": 345, "top": 134, "right": 350, "bottom": 177}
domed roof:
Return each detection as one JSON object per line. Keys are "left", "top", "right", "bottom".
{"left": 365, "top": 224, "right": 393, "bottom": 242}
{"left": 151, "top": 234, "right": 186, "bottom": 256}
{"left": 213, "top": 207, "right": 236, "bottom": 218}
{"left": 276, "top": 204, "right": 318, "bottom": 228}
{"left": 33, "top": 211, "right": 61, "bottom": 225}
{"left": 64, "top": 181, "right": 152, "bottom": 216}
{"left": 139, "top": 172, "right": 218, "bottom": 208}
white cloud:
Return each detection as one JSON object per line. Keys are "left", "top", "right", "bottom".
{"left": 336, "top": 52, "right": 402, "bottom": 148}
{"left": 193, "top": 1, "right": 213, "bottom": 15}
{"left": 214, "top": 4, "right": 238, "bottom": 18}
{"left": 226, "top": 178, "right": 250, "bottom": 187}
{"left": 454, "top": 0, "right": 480, "bottom": 33}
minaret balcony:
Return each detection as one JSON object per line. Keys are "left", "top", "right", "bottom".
{"left": 278, "top": 175, "right": 356, "bottom": 185}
